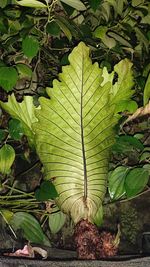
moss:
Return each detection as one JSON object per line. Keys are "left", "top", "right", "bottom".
{"left": 120, "top": 205, "right": 141, "bottom": 245}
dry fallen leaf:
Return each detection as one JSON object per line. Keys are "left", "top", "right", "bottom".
{"left": 124, "top": 101, "right": 150, "bottom": 124}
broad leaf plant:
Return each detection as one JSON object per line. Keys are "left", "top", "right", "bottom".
{"left": 1, "top": 42, "right": 134, "bottom": 224}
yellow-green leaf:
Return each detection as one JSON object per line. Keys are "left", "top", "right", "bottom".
{"left": 0, "top": 144, "right": 15, "bottom": 175}
{"left": 49, "top": 211, "right": 66, "bottom": 234}
{"left": 143, "top": 73, "right": 150, "bottom": 106}
{"left": 0, "top": 94, "right": 39, "bottom": 147}
{"left": 16, "top": 0, "right": 47, "bottom": 8}
{"left": 34, "top": 42, "right": 134, "bottom": 224}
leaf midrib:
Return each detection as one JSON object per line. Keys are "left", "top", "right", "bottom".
{"left": 80, "top": 52, "right": 87, "bottom": 202}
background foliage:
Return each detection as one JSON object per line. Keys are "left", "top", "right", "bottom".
{"left": 0, "top": 0, "right": 149, "bottom": 246}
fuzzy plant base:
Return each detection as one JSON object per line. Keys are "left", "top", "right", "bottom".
{"left": 74, "top": 219, "right": 118, "bottom": 260}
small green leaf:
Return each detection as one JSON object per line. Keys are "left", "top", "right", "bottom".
{"left": 88, "top": 0, "right": 101, "bottom": 11}
{"left": 0, "top": 144, "right": 15, "bottom": 175}
{"left": 118, "top": 136, "right": 144, "bottom": 151}
{"left": 49, "top": 211, "right": 66, "bottom": 234}
{"left": 0, "top": 129, "right": 6, "bottom": 142}
{"left": 108, "top": 31, "right": 132, "bottom": 48}
{"left": 134, "top": 133, "right": 144, "bottom": 140}
{"left": 112, "top": 135, "right": 144, "bottom": 154}
{"left": 0, "top": 67, "right": 18, "bottom": 92}
{"left": 4, "top": 9, "right": 21, "bottom": 19}
{"left": 35, "top": 180, "right": 59, "bottom": 201}
{"left": 16, "top": 0, "right": 47, "bottom": 8}
{"left": 93, "top": 206, "right": 103, "bottom": 227}
{"left": 135, "top": 27, "right": 149, "bottom": 53}
{"left": 0, "top": 94, "right": 38, "bottom": 147}
{"left": 115, "top": 100, "right": 138, "bottom": 113}
{"left": 143, "top": 73, "right": 150, "bottom": 106}
{"left": 0, "top": 209, "right": 14, "bottom": 222}
{"left": 60, "top": 53, "right": 69, "bottom": 66}
{"left": 56, "top": 19, "right": 72, "bottom": 41}
{"left": 46, "top": 21, "right": 61, "bottom": 36}
{"left": 140, "top": 152, "right": 150, "bottom": 162}
{"left": 132, "top": 0, "right": 144, "bottom": 7}
{"left": 61, "top": 2, "right": 74, "bottom": 15}
{"left": 108, "top": 166, "right": 129, "bottom": 200}
{"left": 16, "top": 63, "right": 32, "bottom": 79}
{"left": 8, "top": 119, "right": 24, "bottom": 140}
{"left": 22, "top": 36, "right": 39, "bottom": 58}
{"left": 143, "top": 164, "right": 150, "bottom": 175}
{"left": 93, "top": 26, "right": 116, "bottom": 49}
{"left": 60, "top": 0, "right": 86, "bottom": 11}
{"left": 0, "top": 0, "right": 8, "bottom": 8}
{"left": 94, "top": 26, "right": 107, "bottom": 39}
{"left": 143, "top": 64, "right": 150, "bottom": 77}
{"left": 125, "top": 168, "right": 149, "bottom": 198}
{"left": 10, "top": 212, "right": 51, "bottom": 246}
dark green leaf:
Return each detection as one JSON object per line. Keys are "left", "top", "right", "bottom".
{"left": 46, "top": 21, "right": 61, "bottom": 36}
{"left": 49, "top": 211, "right": 66, "bottom": 234}
{"left": 88, "top": 0, "right": 102, "bottom": 11}
{"left": 61, "top": 2, "right": 74, "bottom": 15}
{"left": 108, "top": 166, "right": 129, "bottom": 200}
{"left": 56, "top": 18, "right": 72, "bottom": 41}
{"left": 80, "top": 25, "right": 92, "bottom": 38}
{"left": 0, "top": 129, "right": 6, "bottom": 142}
{"left": 0, "top": 19, "right": 8, "bottom": 34}
{"left": 60, "top": 53, "right": 69, "bottom": 65}
{"left": 10, "top": 212, "right": 51, "bottom": 246}
{"left": 8, "top": 119, "right": 24, "bottom": 140}
{"left": 60, "top": 0, "right": 86, "bottom": 11}
{"left": 0, "top": 67, "right": 18, "bottom": 92}
{"left": 35, "top": 180, "right": 59, "bottom": 201}
{"left": 125, "top": 168, "right": 149, "bottom": 198}
{"left": 143, "top": 73, "right": 150, "bottom": 106}
{"left": 22, "top": 36, "right": 39, "bottom": 58}
{"left": 0, "top": 61, "right": 6, "bottom": 68}
{"left": 143, "top": 164, "right": 150, "bottom": 175}
{"left": 112, "top": 135, "right": 144, "bottom": 154}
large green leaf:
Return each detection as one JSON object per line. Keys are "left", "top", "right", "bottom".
{"left": 34, "top": 42, "right": 134, "bottom": 224}
{"left": 0, "top": 94, "right": 39, "bottom": 147}
{"left": 108, "top": 166, "right": 129, "bottom": 200}
{"left": 10, "top": 212, "right": 51, "bottom": 246}
{"left": 125, "top": 167, "right": 149, "bottom": 198}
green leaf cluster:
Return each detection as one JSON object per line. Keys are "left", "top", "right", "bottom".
{"left": 108, "top": 166, "right": 149, "bottom": 200}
